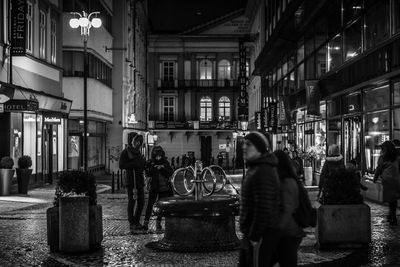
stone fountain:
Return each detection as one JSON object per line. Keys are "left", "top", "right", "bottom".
{"left": 145, "top": 160, "right": 240, "bottom": 252}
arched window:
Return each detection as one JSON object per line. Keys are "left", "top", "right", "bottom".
{"left": 218, "top": 59, "right": 231, "bottom": 80}
{"left": 218, "top": 96, "right": 231, "bottom": 121}
{"left": 200, "top": 96, "right": 213, "bottom": 121}
{"left": 199, "top": 60, "right": 212, "bottom": 80}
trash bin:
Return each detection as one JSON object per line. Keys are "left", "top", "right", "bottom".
{"left": 0, "top": 169, "right": 15, "bottom": 196}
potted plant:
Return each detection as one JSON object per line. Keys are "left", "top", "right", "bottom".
{"left": 16, "top": 155, "right": 32, "bottom": 194}
{"left": 47, "top": 170, "right": 103, "bottom": 252}
{"left": 0, "top": 157, "right": 15, "bottom": 196}
{"left": 316, "top": 167, "right": 371, "bottom": 248}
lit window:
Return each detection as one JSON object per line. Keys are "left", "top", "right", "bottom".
{"left": 200, "top": 96, "right": 213, "bottom": 121}
{"left": 51, "top": 19, "right": 57, "bottom": 64}
{"left": 26, "top": 2, "right": 33, "bottom": 53}
{"left": 218, "top": 96, "right": 231, "bottom": 121}
{"left": 200, "top": 60, "right": 212, "bottom": 80}
{"left": 39, "top": 10, "right": 47, "bottom": 59}
{"left": 218, "top": 60, "right": 231, "bottom": 80}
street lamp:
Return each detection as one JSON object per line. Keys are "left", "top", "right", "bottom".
{"left": 232, "top": 130, "right": 238, "bottom": 173}
{"left": 69, "top": 11, "right": 102, "bottom": 171}
{"left": 240, "top": 120, "right": 249, "bottom": 178}
{"left": 226, "top": 136, "right": 231, "bottom": 170}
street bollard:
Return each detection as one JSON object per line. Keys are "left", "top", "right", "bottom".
{"left": 111, "top": 172, "right": 115, "bottom": 193}
{"left": 117, "top": 170, "right": 120, "bottom": 191}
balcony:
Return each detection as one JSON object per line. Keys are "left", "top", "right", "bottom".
{"left": 157, "top": 79, "right": 240, "bottom": 89}
{"left": 149, "top": 120, "right": 239, "bottom": 130}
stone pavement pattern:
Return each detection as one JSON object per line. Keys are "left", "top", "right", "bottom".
{"left": 0, "top": 180, "right": 399, "bottom": 266}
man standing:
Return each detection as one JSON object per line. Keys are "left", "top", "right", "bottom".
{"left": 239, "top": 132, "right": 281, "bottom": 267}
{"left": 119, "top": 132, "right": 146, "bottom": 233}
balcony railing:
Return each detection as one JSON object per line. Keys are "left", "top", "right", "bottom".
{"left": 150, "top": 120, "right": 239, "bottom": 130}
{"left": 157, "top": 79, "right": 240, "bottom": 88}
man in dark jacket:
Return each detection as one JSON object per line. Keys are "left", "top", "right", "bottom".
{"left": 239, "top": 131, "right": 281, "bottom": 267}
{"left": 119, "top": 132, "right": 146, "bottom": 232}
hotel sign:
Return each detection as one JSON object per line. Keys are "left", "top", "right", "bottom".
{"left": 11, "top": 0, "right": 27, "bottom": 56}
{"left": 4, "top": 99, "right": 38, "bottom": 112}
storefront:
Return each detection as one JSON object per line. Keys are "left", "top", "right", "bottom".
{"left": 0, "top": 82, "right": 71, "bottom": 185}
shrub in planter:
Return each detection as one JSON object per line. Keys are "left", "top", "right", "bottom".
{"left": 0, "top": 157, "right": 15, "bottom": 196}
{"left": 16, "top": 155, "right": 33, "bottom": 194}
{"left": 317, "top": 167, "right": 371, "bottom": 248}
{"left": 47, "top": 170, "right": 102, "bottom": 252}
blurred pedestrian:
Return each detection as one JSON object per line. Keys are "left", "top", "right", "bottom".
{"left": 217, "top": 152, "right": 224, "bottom": 167}
{"left": 291, "top": 150, "right": 304, "bottom": 182}
{"left": 272, "top": 150, "right": 305, "bottom": 267}
{"left": 238, "top": 132, "right": 281, "bottom": 267}
{"left": 171, "top": 157, "right": 175, "bottom": 170}
{"left": 347, "top": 160, "right": 367, "bottom": 191}
{"left": 119, "top": 133, "right": 146, "bottom": 233}
{"left": 144, "top": 146, "right": 174, "bottom": 232}
{"left": 318, "top": 144, "right": 344, "bottom": 200}
{"left": 374, "top": 141, "right": 400, "bottom": 225}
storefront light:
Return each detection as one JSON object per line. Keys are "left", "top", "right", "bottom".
{"left": 372, "top": 117, "right": 379, "bottom": 124}
{"left": 153, "top": 134, "right": 158, "bottom": 142}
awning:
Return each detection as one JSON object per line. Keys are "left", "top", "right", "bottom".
{"left": 0, "top": 81, "right": 72, "bottom": 115}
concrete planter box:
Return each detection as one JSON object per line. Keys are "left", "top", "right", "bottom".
{"left": 47, "top": 204, "right": 103, "bottom": 252}
{"left": 316, "top": 204, "right": 371, "bottom": 248}
{"left": 0, "top": 169, "right": 15, "bottom": 196}
{"left": 362, "top": 178, "right": 383, "bottom": 203}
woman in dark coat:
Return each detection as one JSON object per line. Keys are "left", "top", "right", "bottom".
{"left": 144, "top": 146, "right": 174, "bottom": 232}
{"left": 374, "top": 141, "right": 400, "bottom": 225}
{"left": 239, "top": 132, "right": 281, "bottom": 267}
{"left": 318, "top": 144, "right": 345, "bottom": 200}
{"left": 273, "top": 150, "right": 305, "bottom": 267}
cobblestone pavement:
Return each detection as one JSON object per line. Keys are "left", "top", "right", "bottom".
{"left": 0, "top": 182, "right": 399, "bottom": 266}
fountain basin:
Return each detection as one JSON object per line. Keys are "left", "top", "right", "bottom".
{"left": 146, "top": 195, "right": 240, "bottom": 252}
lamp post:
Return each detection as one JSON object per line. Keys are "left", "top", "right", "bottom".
{"left": 69, "top": 12, "right": 102, "bottom": 171}
{"left": 226, "top": 136, "right": 231, "bottom": 171}
{"left": 232, "top": 130, "right": 238, "bottom": 174}
{"left": 240, "top": 121, "right": 249, "bottom": 178}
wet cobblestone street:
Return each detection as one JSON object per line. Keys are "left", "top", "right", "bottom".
{"left": 0, "top": 185, "right": 399, "bottom": 266}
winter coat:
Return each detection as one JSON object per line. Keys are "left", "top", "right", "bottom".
{"left": 280, "top": 177, "right": 305, "bottom": 238}
{"left": 239, "top": 153, "right": 281, "bottom": 242}
{"left": 375, "top": 160, "right": 400, "bottom": 203}
{"left": 119, "top": 146, "right": 146, "bottom": 188}
{"left": 145, "top": 158, "right": 174, "bottom": 193}
{"left": 319, "top": 155, "right": 345, "bottom": 191}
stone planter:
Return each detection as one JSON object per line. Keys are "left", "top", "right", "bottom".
{"left": 361, "top": 178, "right": 383, "bottom": 203}
{"left": 316, "top": 204, "right": 371, "bottom": 248}
{"left": 16, "top": 168, "right": 32, "bottom": 194}
{"left": 304, "top": 167, "right": 313, "bottom": 186}
{"left": 0, "top": 169, "right": 15, "bottom": 196}
{"left": 47, "top": 204, "right": 103, "bottom": 252}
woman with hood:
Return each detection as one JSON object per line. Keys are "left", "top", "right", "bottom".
{"left": 374, "top": 141, "right": 400, "bottom": 225}
{"left": 318, "top": 144, "right": 344, "bottom": 200}
{"left": 143, "top": 146, "right": 174, "bottom": 232}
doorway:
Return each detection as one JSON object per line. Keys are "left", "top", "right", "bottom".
{"left": 43, "top": 124, "right": 58, "bottom": 184}
{"left": 200, "top": 136, "right": 212, "bottom": 166}
{"left": 343, "top": 116, "right": 362, "bottom": 165}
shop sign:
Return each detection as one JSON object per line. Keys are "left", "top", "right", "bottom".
{"left": 305, "top": 80, "right": 321, "bottom": 116}
{"left": 268, "top": 103, "right": 278, "bottom": 132}
{"left": 4, "top": 99, "right": 39, "bottom": 112}
{"left": 44, "top": 115, "right": 62, "bottom": 124}
{"left": 255, "top": 112, "right": 262, "bottom": 130}
{"left": 11, "top": 0, "right": 27, "bottom": 56}
{"left": 0, "top": 104, "right": 3, "bottom": 113}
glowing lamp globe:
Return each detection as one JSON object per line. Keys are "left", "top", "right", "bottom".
{"left": 69, "top": 18, "right": 80, "bottom": 28}
{"left": 79, "top": 17, "right": 89, "bottom": 27}
{"left": 91, "top": 18, "right": 102, "bottom": 28}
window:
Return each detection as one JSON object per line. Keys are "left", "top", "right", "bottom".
{"left": 394, "top": 0, "right": 400, "bottom": 34}
{"left": 39, "top": 10, "right": 46, "bottom": 59}
{"left": 218, "top": 60, "right": 231, "bottom": 80}
{"left": 342, "top": 0, "right": 363, "bottom": 25}
{"left": 26, "top": 2, "right": 33, "bottom": 53}
{"left": 218, "top": 96, "right": 231, "bottom": 121}
{"left": 200, "top": 96, "right": 212, "bottom": 121}
{"left": 363, "top": 85, "right": 390, "bottom": 111}
{"left": 200, "top": 60, "right": 212, "bottom": 80}
{"left": 0, "top": 0, "right": 4, "bottom": 43}
{"left": 327, "top": 34, "right": 342, "bottom": 72}
{"left": 184, "top": 60, "right": 191, "bottom": 80}
{"left": 163, "top": 96, "right": 175, "bottom": 121}
{"left": 162, "top": 61, "right": 174, "bottom": 81}
{"left": 51, "top": 19, "right": 57, "bottom": 64}
{"left": 365, "top": 0, "right": 390, "bottom": 50}
{"left": 344, "top": 19, "right": 362, "bottom": 61}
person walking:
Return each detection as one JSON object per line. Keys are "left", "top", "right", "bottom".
{"left": 143, "top": 146, "right": 174, "bottom": 232}
{"left": 318, "top": 144, "right": 344, "bottom": 200}
{"left": 119, "top": 133, "right": 146, "bottom": 233}
{"left": 238, "top": 132, "right": 281, "bottom": 267}
{"left": 291, "top": 150, "right": 304, "bottom": 181}
{"left": 374, "top": 141, "right": 400, "bottom": 225}
{"left": 273, "top": 150, "right": 305, "bottom": 267}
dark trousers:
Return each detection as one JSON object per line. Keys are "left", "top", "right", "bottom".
{"left": 144, "top": 190, "right": 172, "bottom": 222}
{"left": 389, "top": 200, "right": 398, "bottom": 222}
{"left": 127, "top": 184, "right": 144, "bottom": 225}
{"left": 272, "top": 236, "right": 303, "bottom": 267}
{"left": 238, "top": 228, "right": 281, "bottom": 267}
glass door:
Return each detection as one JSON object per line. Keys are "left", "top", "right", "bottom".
{"left": 343, "top": 116, "right": 362, "bottom": 165}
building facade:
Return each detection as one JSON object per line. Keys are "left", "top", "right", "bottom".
{"left": 247, "top": 0, "right": 400, "bottom": 180}
{"left": 108, "top": 0, "right": 148, "bottom": 172}
{"left": 62, "top": 0, "right": 114, "bottom": 173}
{"left": 0, "top": 0, "right": 71, "bottom": 184}
{"left": 148, "top": 10, "right": 251, "bottom": 168}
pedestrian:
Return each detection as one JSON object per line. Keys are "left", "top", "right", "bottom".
{"left": 318, "top": 144, "right": 344, "bottom": 200}
{"left": 119, "top": 132, "right": 146, "bottom": 233}
{"left": 143, "top": 146, "right": 174, "bottom": 232}
{"left": 291, "top": 150, "right": 304, "bottom": 181}
{"left": 217, "top": 152, "right": 224, "bottom": 167}
{"left": 272, "top": 150, "right": 305, "bottom": 267}
{"left": 171, "top": 156, "right": 175, "bottom": 170}
{"left": 238, "top": 132, "right": 281, "bottom": 267}
{"left": 373, "top": 141, "right": 400, "bottom": 225}
{"left": 283, "top": 147, "right": 290, "bottom": 157}
{"left": 176, "top": 156, "right": 180, "bottom": 168}
{"left": 347, "top": 160, "right": 368, "bottom": 191}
